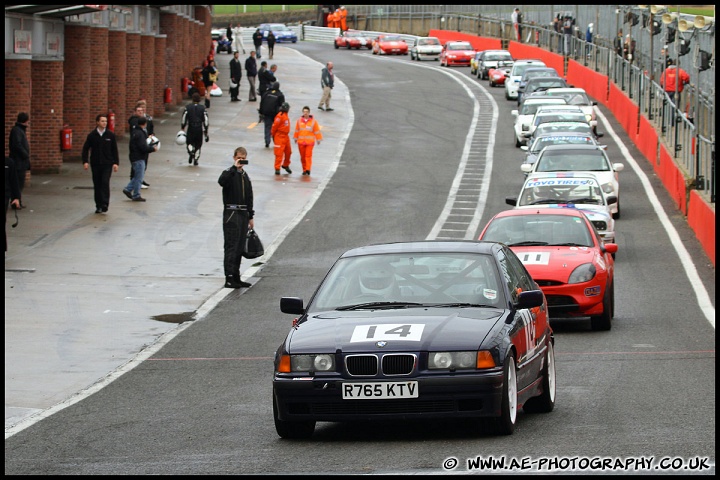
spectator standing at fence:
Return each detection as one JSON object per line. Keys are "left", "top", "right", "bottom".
{"left": 660, "top": 59, "right": 690, "bottom": 104}
{"left": 511, "top": 8, "right": 521, "bottom": 43}
{"left": 585, "top": 23, "right": 593, "bottom": 57}
{"left": 562, "top": 15, "right": 574, "bottom": 55}
{"left": 614, "top": 30, "right": 624, "bottom": 57}
{"left": 623, "top": 34, "right": 636, "bottom": 64}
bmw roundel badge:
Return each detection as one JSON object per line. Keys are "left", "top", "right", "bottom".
{"left": 376, "top": 341, "right": 387, "bottom": 348}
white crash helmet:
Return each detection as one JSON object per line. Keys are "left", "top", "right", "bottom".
{"left": 147, "top": 134, "right": 161, "bottom": 151}
{"left": 359, "top": 262, "right": 396, "bottom": 297}
{"left": 175, "top": 130, "right": 187, "bottom": 145}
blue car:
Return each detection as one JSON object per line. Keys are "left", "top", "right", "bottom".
{"left": 258, "top": 23, "right": 298, "bottom": 43}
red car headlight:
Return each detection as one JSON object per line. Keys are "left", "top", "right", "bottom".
{"left": 568, "top": 263, "right": 597, "bottom": 284}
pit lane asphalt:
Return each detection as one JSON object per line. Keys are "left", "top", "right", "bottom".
{"left": 4, "top": 44, "right": 352, "bottom": 433}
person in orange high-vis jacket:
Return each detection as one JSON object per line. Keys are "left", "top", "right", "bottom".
{"left": 294, "top": 106, "right": 323, "bottom": 176}
{"left": 326, "top": 9, "right": 336, "bottom": 28}
{"left": 333, "top": 8, "right": 341, "bottom": 30}
{"left": 272, "top": 102, "right": 293, "bottom": 175}
{"left": 339, "top": 6, "right": 348, "bottom": 32}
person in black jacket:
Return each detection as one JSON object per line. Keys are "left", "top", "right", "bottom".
{"left": 181, "top": 92, "right": 210, "bottom": 166}
{"left": 229, "top": 51, "right": 243, "bottom": 102}
{"left": 245, "top": 50, "right": 258, "bottom": 102}
{"left": 8, "top": 112, "right": 30, "bottom": 209}
{"left": 267, "top": 30, "right": 276, "bottom": 59}
{"left": 258, "top": 62, "right": 277, "bottom": 98}
{"left": 252, "top": 28, "right": 263, "bottom": 59}
{"left": 5, "top": 157, "right": 21, "bottom": 252}
{"left": 218, "top": 146, "right": 255, "bottom": 289}
{"left": 122, "top": 116, "right": 157, "bottom": 202}
{"left": 82, "top": 114, "right": 119, "bottom": 213}
{"left": 259, "top": 82, "right": 285, "bottom": 148}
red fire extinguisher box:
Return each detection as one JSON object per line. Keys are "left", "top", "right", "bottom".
{"left": 60, "top": 125, "right": 72, "bottom": 151}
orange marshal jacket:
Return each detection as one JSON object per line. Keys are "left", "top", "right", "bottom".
{"left": 271, "top": 111, "right": 291, "bottom": 138}
{"left": 293, "top": 116, "right": 323, "bottom": 145}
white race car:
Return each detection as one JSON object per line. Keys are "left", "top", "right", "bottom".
{"left": 505, "top": 59, "right": 546, "bottom": 100}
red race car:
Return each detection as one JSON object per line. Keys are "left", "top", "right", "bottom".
{"left": 439, "top": 41, "right": 475, "bottom": 67}
{"left": 334, "top": 30, "right": 372, "bottom": 50}
{"left": 488, "top": 62, "right": 513, "bottom": 87}
{"left": 478, "top": 207, "right": 617, "bottom": 331}
{"left": 372, "top": 34, "right": 408, "bottom": 55}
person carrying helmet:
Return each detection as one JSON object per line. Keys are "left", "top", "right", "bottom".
{"left": 293, "top": 106, "right": 322, "bottom": 176}
{"left": 259, "top": 81, "right": 285, "bottom": 148}
{"left": 271, "top": 102, "right": 293, "bottom": 175}
{"left": 181, "top": 92, "right": 209, "bottom": 166}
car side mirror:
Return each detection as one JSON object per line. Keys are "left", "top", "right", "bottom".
{"left": 280, "top": 297, "right": 304, "bottom": 315}
{"left": 612, "top": 163, "right": 625, "bottom": 172}
{"left": 520, "top": 146, "right": 529, "bottom": 152}
{"left": 516, "top": 290, "right": 545, "bottom": 309}
{"left": 596, "top": 132, "right": 604, "bottom": 138}
{"left": 505, "top": 197, "right": 518, "bottom": 206}
{"left": 602, "top": 243, "right": 619, "bottom": 255}
{"left": 606, "top": 195, "right": 618, "bottom": 205}
{"left": 520, "top": 163, "right": 532, "bottom": 172}
{"left": 511, "top": 110, "right": 519, "bottom": 116}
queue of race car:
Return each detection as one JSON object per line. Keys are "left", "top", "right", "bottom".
{"left": 272, "top": 34, "right": 623, "bottom": 440}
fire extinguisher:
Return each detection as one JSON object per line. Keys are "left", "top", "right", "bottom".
{"left": 164, "top": 85, "right": 172, "bottom": 104}
{"left": 60, "top": 125, "right": 72, "bottom": 151}
{"left": 107, "top": 110, "right": 116, "bottom": 132}
{"left": 181, "top": 77, "right": 189, "bottom": 94}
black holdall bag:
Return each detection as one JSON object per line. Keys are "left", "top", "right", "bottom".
{"left": 243, "top": 229, "right": 264, "bottom": 259}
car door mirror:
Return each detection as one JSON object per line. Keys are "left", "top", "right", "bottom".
{"left": 516, "top": 290, "right": 544, "bottom": 309}
{"left": 505, "top": 197, "right": 518, "bottom": 206}
{"left": 511, "top": 109, "right": 519, "bottom": 116}
{"left": 280, "top": 297, "right": 304, "bottom": 315}
{"left": 520, "top": 163, "right": 532, "bottom": 172}
{"left": 606, "top": 195, "right": 618, "bottom": 205}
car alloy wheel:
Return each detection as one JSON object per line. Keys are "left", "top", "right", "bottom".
{"left": 590, "top": 281, "right": 614, "bottom": 331}
{"left": 494, "top": 354, "right": 518, "bottom": 435}
{"left": 523, "top": 341, "right": 556, "bottom": 413}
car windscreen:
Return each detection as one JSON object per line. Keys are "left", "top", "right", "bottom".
{"left": 530, "top": 136, "right": 595, "bottom": 153}
{"left": 486, "top": 52, "right": 512, "bottom": 61}
{"left": 521, "top": 100, "right": 566, "bottom": 115}
{"left": 534, "top": 123, "right": 594, "bottom": 136}
{"left": 483, "top": 214, "right": 592, "bottom": 247}
{"left": 448, "top": 43, "right": 472, "bottom": 50}
{"left": 382, "top": 36, "right": 403, "bottom": 42}
{"left": 309, "top": 252, "right": 505, "bottom": 311}
{"left": 513, "top": 63, "right": 545, "bottom": 76}
{"left": 534, "top": 113, "right": 587, "bottom": 126}
{"left": 420, "top": 38, "right": 440, "bottom": 45}
{"left": 536, "top": 151, "right": 610, "bottom": 172}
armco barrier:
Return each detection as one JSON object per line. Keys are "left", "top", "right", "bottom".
{"left": 688, "top": 191, "right": 716, "bottom": 266}
{"left": 659, "top": 145, "right": 690, "bottom": 215}
{"left": 566, "top": 61, "right": 608, "bottom": 105}
{"left": 636, "top": 116, "right": 659, "bottom": 169}
{"left": 508, "top": 41, "right": 564, "bottom": 78}
{"left": 609, "top": 83, "right": 639, "bottom": 141}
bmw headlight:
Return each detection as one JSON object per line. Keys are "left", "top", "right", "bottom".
{"left": 591, "top": 220, "right": 607, "bottom": 231}
{"left": 290, "top": 354, "right": 335, "bottom": 372}
{"left": 585, "top": 114, "right": 593, "bottom": 122}
{"left": 429, "top": 351, "right": 477, "bottom": 370}
{"left": 568, "top": 263, "right": 597, "bottom": 284}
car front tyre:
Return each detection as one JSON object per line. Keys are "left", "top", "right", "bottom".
{"left": 523, "top": 341, "right": 556, "bottom": 413}
{"left": 493, "top": 353, "right": 518, "bottom": 435}
{"left": 273, "top": 392, "right": 315, "bottom": 439}
{"left": 590, "top": 281, "right": 614, "bottom": 331}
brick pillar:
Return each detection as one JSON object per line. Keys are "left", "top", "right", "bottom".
{"left": 108, "top": 30, "right": 128, "bottom": 136}
{"left": 63, "top": 25, "right": 92, "bottom": 160}
{"left": 140, "top": 35, "right": 156, "bottom": 116}
{"left": 89, "top": 27, "right": 109, "bottom": 136}
{"left": 4, "top": 59, "right": 32, "bottom": 159}
{"left": 125, "top": 33, "right": 141, "bottom": 124}
{"left": 30, "top": 61, "right": 64, "bottom": 173}
{"left": 160, "top": 12, "right": 183, "bottom": 105}
{"left": 154, "top": 35, "right": 167, "bottom": 116}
